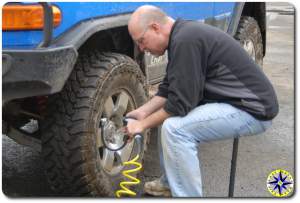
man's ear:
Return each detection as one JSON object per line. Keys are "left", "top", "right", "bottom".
{"left": 151, "top": 22, "right": 160, "bottom": 33}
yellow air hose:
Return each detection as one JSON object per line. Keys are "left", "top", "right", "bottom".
{"left": 115, "top": 154, "right": 142, "bottom": 197}
{"left": 101, "top": 117, "right": 143, "bottom": 198}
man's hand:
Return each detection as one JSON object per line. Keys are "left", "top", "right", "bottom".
{"left": 124, "top": 119, "right": 145, "bottom": 142}
{"left": 124, "top": 108, "right": 171, "bottom": 142}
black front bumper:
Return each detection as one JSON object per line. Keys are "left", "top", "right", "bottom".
{"left": 2, "top": 46, "right": 78, "bottom": 102}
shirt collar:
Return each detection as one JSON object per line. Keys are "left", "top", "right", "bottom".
{"left": 167, "top": 18, "right": 182, "bottom": 51}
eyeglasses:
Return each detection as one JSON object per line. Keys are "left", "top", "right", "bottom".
{"left": 135, "top": 26, "right": 149, "bottom": 46}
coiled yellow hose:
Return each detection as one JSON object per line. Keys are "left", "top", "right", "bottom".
{"left": 115, "top": 154, "right": 142, "bottom": 197}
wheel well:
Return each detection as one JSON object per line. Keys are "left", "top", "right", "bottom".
{"left": 78, "top": 26, "right": 145, "bottom": 75}
{"left": 78, "top": 26, "right": 145, "bottom": 71}
{"left": 242, "top": 2, "right": 266, "bottom": 56}
{"left": 78, "top": 26, "right": 133, "bottom": 56}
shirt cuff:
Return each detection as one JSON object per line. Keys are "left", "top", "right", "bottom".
{"left": 163, "top": 100, "right": 180, "bottom": 117}
{"left": 156, "top": 88, "right": 168, "bottom": 98}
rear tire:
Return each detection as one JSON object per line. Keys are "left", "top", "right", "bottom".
{"left": 234, "top": 16, "right": 264, "bottom": 67}
{"left": 41, "top": 52, "right": 148, "bottom": 196}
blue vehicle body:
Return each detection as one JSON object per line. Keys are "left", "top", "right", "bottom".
{"left": 4, "top": 2, "right": 259, "bottom": 103}
{"left": 3, "top": 2, "right": 235, "bottom": 48}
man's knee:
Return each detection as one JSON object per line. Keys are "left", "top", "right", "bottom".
{"left": 161, "top": 117, "right": 178, "bottom": 136}
{"left": 161, "top": 117, "right": 191, "bottom": 142}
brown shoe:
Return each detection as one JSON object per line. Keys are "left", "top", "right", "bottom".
{"left": 144, "top": 179, "right": 172, "bottom": 197}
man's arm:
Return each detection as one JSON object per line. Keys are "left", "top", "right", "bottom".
{"left": 125, "top": 107, "right": 171, "bottom": 138}
{"left": 126, "top": 95, "right": 167, "bottom": 120}
{"left": 141, "top": 107, "right": 170, "bottom": 129}
{"left": 162, "top": 39, "right": 205, "bottom": 117}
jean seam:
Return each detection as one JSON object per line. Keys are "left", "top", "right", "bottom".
{"left": 176, "top": 112, "right": 240, "bottom": 132}
{"left": 169, "top": 133, "right": 185, "bottom": 194}
{"left": 171, "top": 113, "right": 241, "bottom": 141}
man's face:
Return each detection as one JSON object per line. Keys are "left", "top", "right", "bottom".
{"left": 130, "top": 23, "right": 166, "bottom": 56}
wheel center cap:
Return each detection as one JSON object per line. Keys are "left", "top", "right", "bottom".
{"left": 101, "top": 119, "right": 117, "bottom": 144}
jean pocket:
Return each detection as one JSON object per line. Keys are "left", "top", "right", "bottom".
{"left": 234, "top": 113, "right": 269, "bottom": 137}
{"left": 261, "top": 120, "right": 272, "bottom": 131}
{"left": 226, "top": 112, "right": 253, "bottom": 137}
{"left": 236, "top": 123, "right": 253, "bottom": 137}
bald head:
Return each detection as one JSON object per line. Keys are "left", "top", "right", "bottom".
{"left": 129, "top": 5, "right": 168, "bottom": 32}
{"left": 128, "top": 5, "right": 174, "bottom": 55}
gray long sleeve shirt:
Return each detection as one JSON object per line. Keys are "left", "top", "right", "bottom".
{"left": 156, "top": 19, "right": 278, "bottom": 121}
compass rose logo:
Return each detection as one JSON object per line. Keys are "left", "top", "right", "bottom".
{"left": 267, "top": 169, "right": 293, "bottom": 197}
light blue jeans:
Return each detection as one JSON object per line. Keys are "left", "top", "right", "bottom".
{"left": 157, "top": 103, "right": 272, "bottom": 197}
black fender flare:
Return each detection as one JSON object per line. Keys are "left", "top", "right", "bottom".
{"left": 51, "top": 13, "right": 132, "bottom": 50}
{"left": 227, "top": 2, "right": 245, "bottom": 36}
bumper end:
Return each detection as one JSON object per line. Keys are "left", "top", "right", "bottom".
{"left": 3, "top": 46, "right": 78, "bottom": 102}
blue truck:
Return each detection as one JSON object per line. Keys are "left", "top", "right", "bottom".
{"left": 2, "top": 2, "right": 266, "bottom": 196}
